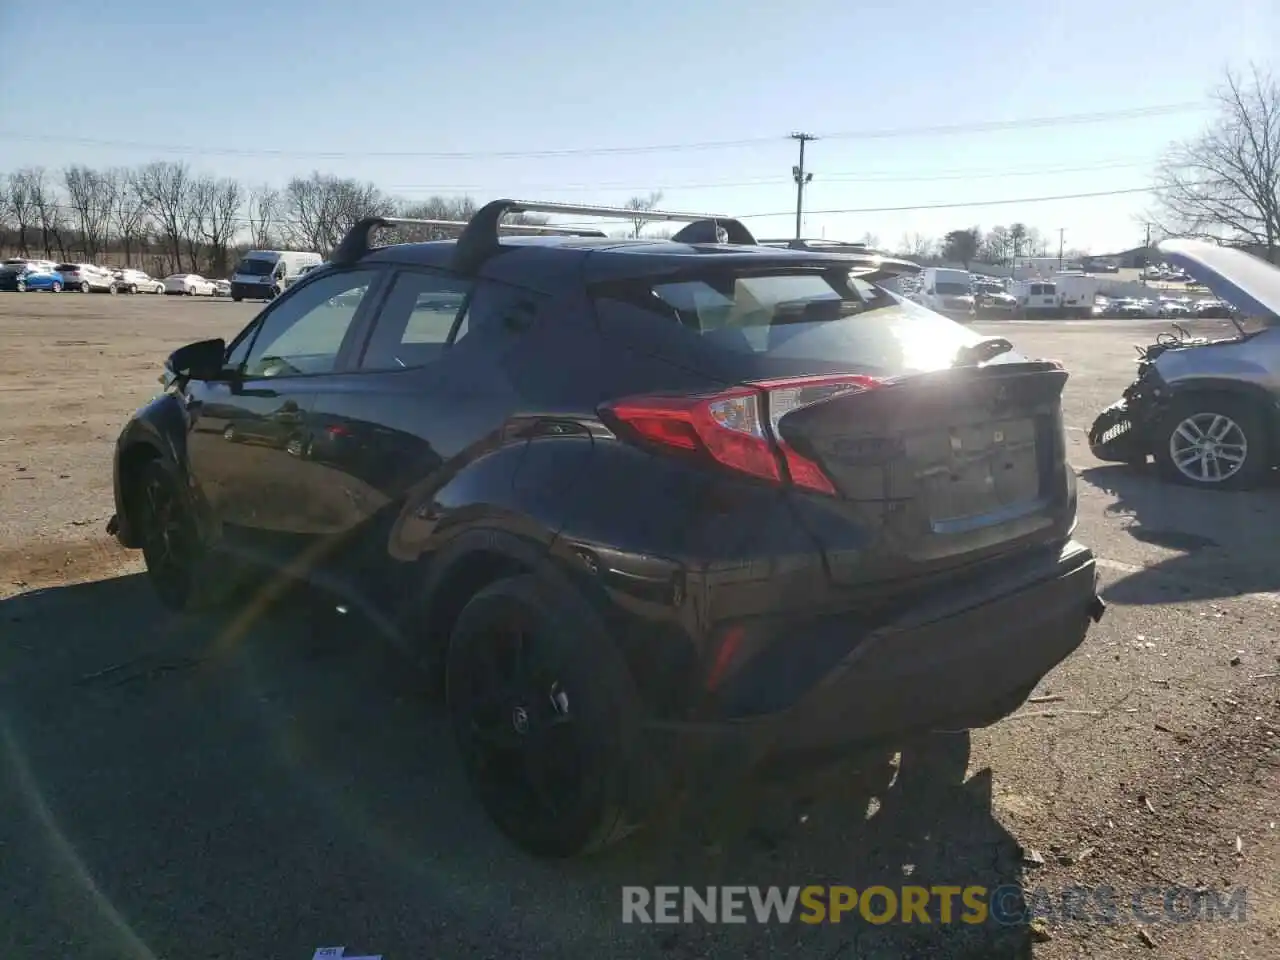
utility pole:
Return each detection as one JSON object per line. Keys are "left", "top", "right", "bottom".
{"left": 790, "top": 132, "right": 817, "bottom": 240}
{"left": 1058, "top": 228, "right": 1065, "bottom": 271}
{"left": 1143, "top": 222, "right": 1152, "bottom": 286}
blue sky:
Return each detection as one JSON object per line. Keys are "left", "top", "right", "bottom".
{"left": 1, "top": 0, "right": 1276, "bottom": 253}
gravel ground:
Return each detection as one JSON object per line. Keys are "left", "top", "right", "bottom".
{"left": 0, "top": 294, "right": 1277, "bottom": 959}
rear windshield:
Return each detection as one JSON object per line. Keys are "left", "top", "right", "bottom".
{"left": 592, "top": 268, "right": 985, "bottom": 379}
{"left": 235, "top": 258, "right": 275, "bottom": 276}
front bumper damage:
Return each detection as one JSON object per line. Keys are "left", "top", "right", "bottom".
{"left": 1088, "top": 365, "right": 1167, "bottom": 462}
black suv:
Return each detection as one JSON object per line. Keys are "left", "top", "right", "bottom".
{"left": 108, "top": 200, "right": 1104, "bottom": 858}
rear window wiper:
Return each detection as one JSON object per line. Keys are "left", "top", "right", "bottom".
{"left": 953, "top": 337, "right": 1014, "bottom": 366}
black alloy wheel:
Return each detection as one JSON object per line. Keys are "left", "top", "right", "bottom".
{"left": 137, "top": 460, "right": 200, "bottom": 609}
{"left": 446, "top": 575, "right": 636, "bottom": 858}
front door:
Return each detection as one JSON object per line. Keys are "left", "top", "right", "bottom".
{"left": 183, "top": 266, "right": 384, "bottom": 561}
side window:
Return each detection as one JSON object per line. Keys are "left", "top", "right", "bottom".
{"left": 241, "top": 269, "right": 378, "bottom": 379}
{"left": 225, "top": 320, "right": 260, "bottom": 368}
{"left": 358, "top": 269, "right": 473, "bottom": 370}
{"left": 453, "top": 280, "right": 545, "bottom": 346}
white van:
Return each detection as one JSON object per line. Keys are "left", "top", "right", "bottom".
{"left": 917, "top": 267, "right": 975, "bottom": 320}
{"left": 1051, "top": 272, "right": 1103, "bottom": 317}
{"left": 230, "top": 250, "right": 323, "bottom": 301}
{"left": 1010, "top": 279, "right": 1060, "bottom": 315}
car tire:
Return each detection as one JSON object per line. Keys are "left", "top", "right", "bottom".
{"left": 1155, "top": 393, "right": 1270, "bottom": 490}
{"left": 51, "top": 281, "right": 62, "bottom": 293}
{"left": 134, "top": 459, "right": 232, "bottom": 611}
{"left": 80, "top": 281, "right": 91, "bottom": 293}
{"left": 232, "top": 295, "right": 243, "bottom": 302}
{"left": 128, "top": 284, "right": 138, "bottom": 295}
{"left": 16, "top": 280, "right": 26, "bottom": 292}
{"left": 108, "top": 283, "right": 118, "bottom": 295}
{"left": 185, "top": 288, "right": 194, "bottom": 296}
{"left": 446, "top": 573, "right": 643, "bottom": 858}
{"left": 154, "top": 285, "right": 164, "bottom": 295}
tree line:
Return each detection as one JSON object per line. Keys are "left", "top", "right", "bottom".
{"left": 0, "top": 163, "right": 509, "bottom": 277}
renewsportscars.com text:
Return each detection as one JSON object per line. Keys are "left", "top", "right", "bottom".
{"left": 621, "top": 885, "right": 1248, "bottom": 926}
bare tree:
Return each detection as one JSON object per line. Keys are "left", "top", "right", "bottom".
{"left": 1152, "top": 65, "right": 1280, "bottom": 262}
{"left": 625, "top": 190, "right": 664, "bottom": 238}
{"left": 135, "top": 161, "right": 195, "bottom": 272}
{"left": 896, "top": 232, "right": 936, "bottom": 259}
{"left": 6, "top": 170, "right": 40, "bottom": 256}
{"left": 26, "top": 168, "right": 69, "bottom": 259}
{"left": 191, "top": 176, "right": 243, "bottom": 276}
{"left": 981, "top": 225, "right": 1011, "bottom": 265}
{"left": 108, "top": 168, "right": 147, "bottom": 267}
{"left": 246, "top": 185, "right": 283, "bottom": 249}
{"left": 1008, "top": 222, "right": 1029, "bottom": 264}
{"left": 284, "top": 172, "right": 394, "bottom": 253}
{"left": 63, "top": 165, "right": 117, "bottom": 260}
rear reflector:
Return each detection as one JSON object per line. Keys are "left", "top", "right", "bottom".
{"left": 602, "top": 374, "right": 884, "bottom": 494}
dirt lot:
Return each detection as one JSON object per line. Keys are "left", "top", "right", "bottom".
{"left": 1, "top": 294, "right": 1278, "bottom": 959}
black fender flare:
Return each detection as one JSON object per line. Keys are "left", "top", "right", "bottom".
{"left": 112, "top": 394, "right": 194, "bottom": 546}
{"left": 403, "top": 526, "right": 606, "bottom": 671}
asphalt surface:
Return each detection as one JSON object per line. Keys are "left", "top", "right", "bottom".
{"left": 1, "top": 297, "right": 1278, "bottom": 959}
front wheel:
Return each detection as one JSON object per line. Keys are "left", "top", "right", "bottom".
{"left": 128, "top": 284, "right": 138, "bottom": 295}
{"left": 16, "top": 280, "right": 26, "bottom": 292}
{"left": 154, "top": 285, "right": 164, "bottom": 295}
{"left": 446, "top": 574, "right": 641, "bottom": 858}
{"left": 80, "top": 281, "right": 91, "bottom": 293}
{"left": 1155, "top": 394, "right": 1270, "bottom": 490}
{"left": 50, "top": 281, "right": 62, "bottom": 293}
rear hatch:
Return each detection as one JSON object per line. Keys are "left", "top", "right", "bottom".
{"left": 591, "top": 261, "right": 1074, "bottom": 585}
{"left": 775, "top": 360, "right": 1070, "bottom": 583}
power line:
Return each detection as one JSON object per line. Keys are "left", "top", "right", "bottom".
{"left": 0, "top": 103, "right": 1204, "bottom": 161}
{"left": 32, "top": 185, "right": 1158, "bottom": 228}
{"left": 385, "top": 159, "right": 1157, "bottom": 195}
{"left": 733, "top": 186, "right": 1156, "bottom": 219}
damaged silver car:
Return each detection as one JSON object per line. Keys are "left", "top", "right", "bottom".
{"left": 1089, "top": 238, "right": 1280, "bottom": 490}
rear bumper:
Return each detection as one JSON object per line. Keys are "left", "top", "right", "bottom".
{"left": 645, "top": 541, "right": 1102, "bottom": 788}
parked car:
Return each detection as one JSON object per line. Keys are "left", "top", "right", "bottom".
{"left": 107, "top": 200, "right": 1104, "bottom": 858}
{"left": 56, "top": 263, "right": 118, "bottom": 293}
{"left": 0, "top": 263, "right": 63, "bottom": 292}
{"left": 212, "top": 279, "right": 232, "bottom": 297}
{"left": 113, "top": 269, "right": 166, "bottom": 295}
{"left": 1089, "top": 238, "right": 1280, "bottom": 489}
{"left": 163, "top": 274, "right": 217, "bottom": 296}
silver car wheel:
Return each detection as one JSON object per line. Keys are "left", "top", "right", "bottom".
{"left": 1168, "top": 412, "right": 1248, "bottom": 483}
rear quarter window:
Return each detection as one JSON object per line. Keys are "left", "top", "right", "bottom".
{"left": 592, "top": 268, "right": 983, "bottom": 381}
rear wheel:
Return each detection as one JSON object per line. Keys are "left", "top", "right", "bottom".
{"left": 154, "top": 284, "right": 164, "bottom": 294}
{"left": 50, "top": 281, "right": 62, "bottom": 293}
{"left": 128, "top": 284, "right": 138, "bottom": 295}
{"left": 446, "top": 574, "right": 641, "bottom": 857}
{"left": 15, "top": 279, "right": 26, "bottom": 292}
{"left": 1155, "top": 394, "right": 1270, "bottom": 490}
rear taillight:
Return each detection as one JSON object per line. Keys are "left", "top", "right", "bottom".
{"left": 602, "top": 374, "right": 883, "bottom": 495}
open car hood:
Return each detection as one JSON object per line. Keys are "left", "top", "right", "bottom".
{"left": 1157, "top": 238, "right": 1280, "bottom": 318}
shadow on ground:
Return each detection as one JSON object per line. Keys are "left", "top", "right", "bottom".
{"left": 1081, "top": 464, "right": 1280, "bottom": 606}
{"left": 1, "top": 574, "right": 1033, "bottom": 959}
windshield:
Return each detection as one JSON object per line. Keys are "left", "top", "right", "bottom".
{"left": 934, "top": 282, "right": 970, "bottom": 295}
{"left": 235, "top": 258, "right": 276, "bottom": 277}
{"left": 594, "top": 268, "right": 984, "bottom": 378}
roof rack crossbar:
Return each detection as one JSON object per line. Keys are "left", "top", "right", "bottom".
{"left": 454, "top": 198, "right": 757, "bottom": 272}
{"left": 332, "top": 214, "right": 607, "bottom": 265}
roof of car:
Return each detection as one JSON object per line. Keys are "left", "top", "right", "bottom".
{"left": 333, "top": 200, "right": 922, "bottom": 293}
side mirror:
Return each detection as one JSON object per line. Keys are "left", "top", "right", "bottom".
{"left": 166, "top": 338, "right": 228, "bottom": 382}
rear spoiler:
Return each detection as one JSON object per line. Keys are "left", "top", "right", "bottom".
{"left": 759, "top": 237, "right": 921, "bottom": 281}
